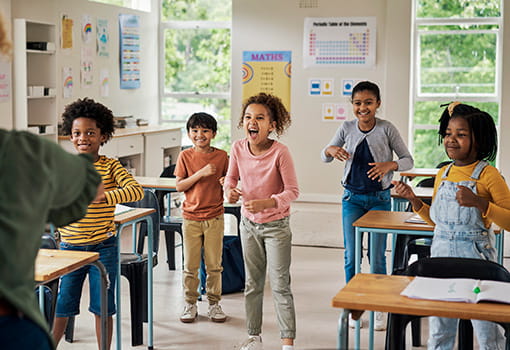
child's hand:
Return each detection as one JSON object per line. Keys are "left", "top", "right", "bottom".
{"left": 244, "top": 198, "right": 276, "bottom": 214}
{"left": 226, "top": 187, "right": 242, "bottom": 203}
{"left": 92, "top": 182, "right": 105, "bottom": 203}
{"left": 456, "top": 185, "right": 489, "bottom": 214}
{"left": 391, "top": 180, "right": 416, "bottom": 200}
{"left": 326, "top": 146, "right": 350, "bottom": 162}
{"left": 367, "top": 161, "right": 397, "bottom": 181}
{"left": 199, "top": 163, "right": 217, "bottom": 178}
{"left": 219, "top": 176, "right": 225, "bottom": 186}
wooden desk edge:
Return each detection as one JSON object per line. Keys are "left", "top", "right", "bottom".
{"left": 114, "top": 208, "right": 156, "bottom": 225}
{"left": 35, "top": 249, "right": 100, "bottom": 282}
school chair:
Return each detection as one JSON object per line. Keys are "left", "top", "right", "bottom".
{"left": 36, "top": 233, "right": 59, "bottom": 329}
{"left": 385, "top": 257, "right": 510, "bottom": 350}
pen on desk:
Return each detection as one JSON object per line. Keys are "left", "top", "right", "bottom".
{"left": 473, "top": 280, "right": 481, "bottom": 294}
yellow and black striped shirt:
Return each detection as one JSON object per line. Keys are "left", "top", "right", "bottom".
{"left": 59, "top": 155, "right": 144, "bottom": 245}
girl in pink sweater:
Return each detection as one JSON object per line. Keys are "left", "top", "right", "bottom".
{"left": 224, "top": 93, "right": 299, "bottom": 350}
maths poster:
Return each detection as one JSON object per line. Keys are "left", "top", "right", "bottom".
{"left": 303, "top": 17, "right": 376, "bottom": 68}
{"left": 242, "top": 51, "right": 291, "bottom": 111}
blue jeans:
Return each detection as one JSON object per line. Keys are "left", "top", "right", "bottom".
{"left": 342, "top": 188, "right": 391, "bottom": 282}
{"left": 55, "top": 236, "right": 118, "bottom": 317}
{"left": 0, "top": 315, "right": 52, "bottom": 350}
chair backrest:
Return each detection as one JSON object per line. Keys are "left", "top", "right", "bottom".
{"left": 157, "top": 164, "right": 176, "bottom": 215}
{"left": 124, "top": 189, "right": 160, "bottom": 254}
{"left": 403, "top": 257, "right": 510, "bottom": 282}
{"left": 40, "top": 233, "right": 58, "bottom": 249}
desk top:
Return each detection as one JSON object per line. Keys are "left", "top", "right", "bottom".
{"left": 399, "top": 168, "right": 439, "bottom": 179}
{"left": 134, "top": 176, "right": 176, "bottom": 190}
{"left": 35, "top": 249, "right": 99, "bottom": 283}
{"left": 332, "top": 273, "right": 510, "bottom": 323}
{"left": 114, "top": 207, "right": 156, "bottom": 225}
{"left": 391, "top": 186, "right": 433, "bottom": 199}
{"left": 353, "top": 210, "right": 434, "bottom": 231}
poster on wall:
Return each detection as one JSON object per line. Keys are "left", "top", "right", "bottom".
{"left": 61, "top": 14, "right": 73, "bottom": 50}
{"left": 81, "top": 47, "right": 94, "bottom": 88}
{"left": 100, "top": 69, "right": 109, "bottom": 97}
{"left": 0, "top": 61, "right": 10, "bottom": 102}
{"left": 62, "top": 66, "right": 73, "bottom": 98}
{"left": 242, "top": 51, "right": 291, "bottom": 111}
{"left": 119, "top": 14, "right": 141, "bottom": 89}
{"left": 322, "top": 103, "right": 349, "bottom": 122}
{"left": 97, "top": 18, "right": 109, "bottom": 57}
{"left": 82, "top": 15, "right": 93, "bottom": 44}
{"left": 303, "top": 17, "right": 376, "bottom": 69}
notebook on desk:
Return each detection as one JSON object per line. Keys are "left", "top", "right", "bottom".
{"left": 114, "top": 204, "right": 134, "bottom": 215}
{"left": 404, "top": 213, "right": 427, "bottom": 224}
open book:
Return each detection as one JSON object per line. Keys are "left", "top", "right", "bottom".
{"left": 114, "top": 204, "right": 134, "bottom": 215}
{"left": 401, "top": 276, "right": 510, "bottom": 304}
{"left": 404, "top": 213, "right": 427, "bottom": 224}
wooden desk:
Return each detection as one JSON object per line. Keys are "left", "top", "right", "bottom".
{"left": 399, "top": 168, "right": 439, "bottom": 180}
{"left": 332, "top": 273, "right": 510, "bottom": 349}
{"left": 351, "top": 210, "right": 504, "bottom": 350}
{"left": 134, "top": 176, "right": 177, "bottom": 219}
{"left": 390, "top": 186, "right": 433, "bottom": 211}
{"left": 114, "top": 208, "right": 156, "bottom": 350}
{"left": 36, "top": 249, "right": 108, "bottom": 350}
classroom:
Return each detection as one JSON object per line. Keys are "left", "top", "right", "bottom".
{"left": 2, "top": 0, "right": 510, "bottom": 349}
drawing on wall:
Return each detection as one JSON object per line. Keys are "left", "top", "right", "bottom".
{"left": 242, "top": 51, "right": 291, "bottom": 111}
{"left": 81, "top": 47, "right": 93, "bottom": 88}
{"left": 0, "top": 61, "right": 10, "bottom": 101}
{"left": 61, "top": 14, "right": 73, "bottom": 50}
{"left": 322, "top": 103, "right": 349, "bottom": 122}
{"left": 62, "top": 66, "right": 73, "bottom": 99}
{"left": 97, "top": 18, "right": 109, "bottom": 57}
{"left": 119, "top": 14, "right": 141, "bottom": 89}
{"left": 342, "top": 79, "right": 361, "bottom": 96}
{"left": 303, "top": 17, "right": 376, "bottom": 68}
{"left": 100, "top": 69, "right": 109, "bottom": 97}
{"left": 82, "top": 15, "right": 93, "bottom": 44}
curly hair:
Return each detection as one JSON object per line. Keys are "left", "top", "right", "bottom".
{"left": 0, "top": 15, "right": 11, "bottom": 58}
{"left": 438, "top": 103, "right": 498, "bottom": 162}
{"left": 238, "top": 93, "right": 291, "bottom": 137}
{"left": 61, "top": 98, "right": 115, "bottom": 144}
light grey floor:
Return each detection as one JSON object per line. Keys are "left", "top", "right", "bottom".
{"left": 55, "top": 202, "right": 510, "bottom": 350}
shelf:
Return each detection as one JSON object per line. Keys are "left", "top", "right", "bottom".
{"left": 27, "top": 49, "right": 55, "bottom": 55}
{"left": 28, "top": 95, "right": 56, "bottom": 100}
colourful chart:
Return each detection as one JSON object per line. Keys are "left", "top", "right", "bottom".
{"left": 303, "top": 17, "right": 376, "bottom": 68}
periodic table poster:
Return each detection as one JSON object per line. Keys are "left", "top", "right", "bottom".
{"left": 242, "top": 51, "right": 292, "bottom": 111}
{"left": 303, "top": 17, "right": 376, "bottom": 69}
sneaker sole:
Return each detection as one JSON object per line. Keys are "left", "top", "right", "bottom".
{"left": 210, "top": 316, "right": 226, "bottom": 323}
{"left": 180, "top": 316, "right": 197, "bottom": 323}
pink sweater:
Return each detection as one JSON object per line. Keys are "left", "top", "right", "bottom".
{"left": 224, "top": 138, "right": 299, "bottom": 224}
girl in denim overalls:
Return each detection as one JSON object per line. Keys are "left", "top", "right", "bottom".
{"left": 393, "top": 103, "right": 510, "bottom": 350}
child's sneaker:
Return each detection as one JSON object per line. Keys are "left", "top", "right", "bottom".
{"left": 208, "top": 303, "right": 227, "bottom": 323}
{"left": 180, "top": 303, "right": 197, "bottom": 323}
{"left": 374, "top": 311, "right": 386, "bottom": 331}
{"left": 238, "top": 335, "right": 263, "bottom": 350}
{"left": 349, "top": 314, "right": 363, "bottom": 328}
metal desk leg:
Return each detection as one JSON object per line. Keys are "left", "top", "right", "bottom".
{"left": 147, "top": 218, "right": 154, "bottom": 350}
{"left": 354, "top": 227, "right": 362, "bottom": 349}
{"left": 337, "top": 309, "right": 350, "bottom": 350}
{"left": 92, "top": 260, "right": 109, "bottom": 350}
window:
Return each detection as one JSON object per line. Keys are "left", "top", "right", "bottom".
{"left": 160, "top": 0, "right": 232, "bottom": 151}
{"left": 89, "top": 0, "right": 150, "bottom": 12}
{"left": 410, "top": 0, "right": 502, "bottom": 167}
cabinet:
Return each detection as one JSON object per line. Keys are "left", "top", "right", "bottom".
{"left": 13, "top": 19, "right": 57, "bottom": 141}
{"left": 144, "top": 129, "right": 182, "bottom": 176}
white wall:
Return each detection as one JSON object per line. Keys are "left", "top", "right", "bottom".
{"left": 232, "top": 0, "right": 412, "bottom": 202}
{"left": 10, "top": 0, "right": 159, "bottom": 126}
{"left": 0, "top": 0, "right": 11, "bottom": 129}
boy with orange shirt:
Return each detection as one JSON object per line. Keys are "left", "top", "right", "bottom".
{"left": 175, "top": 112, "right": 229, "bottom": 323}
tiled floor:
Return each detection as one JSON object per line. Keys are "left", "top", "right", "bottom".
{"left": 55, "top": 202, "right": 510, "bottom": 349}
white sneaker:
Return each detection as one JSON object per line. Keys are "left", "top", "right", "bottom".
{"left": 208, "top": 303, "right": 227, "bottom": 323}
{"left": 374, "top": 311, "right": 386, "bottom": 331}
{"left": 180, "top": 303, "right": 197, "bottom": 323}
{"left": 238, "top": 335, "right": 263, "bottom": 350}
{"left": 349, "top": 314, "right": 363, "bottom": 328}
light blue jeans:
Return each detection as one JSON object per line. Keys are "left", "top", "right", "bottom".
{"left": 342, "top": 188, "right": 391, "bottom": 282}
{"left": 241, "top": 216, "right": 296, "bottom": 339}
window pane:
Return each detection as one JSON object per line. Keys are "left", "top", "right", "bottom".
{"left": 413, "top": 129, "right": 449, "bottom": 168}
{"left": 161, "top": 97, "right": 231, "bottom": 152}
{"left": 164, "top": 28, "right": 231, "bottom": 93}
{"left": 414, "top": 101, "right": 499, "bottom": 125}
{"left": 417, "top": 0, "right": 501, "bottom": 18}
{"left": 162, "top": 0, "right": 231, "bottom": 21}
{"left": 419, "top": 32, "right": 497, "bottom": 95}
{"left": 89, "top": 0, "right": 150, "bottom": 12}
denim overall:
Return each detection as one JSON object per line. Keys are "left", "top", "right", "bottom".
{"left": 428, "top": 161, "right": 504, "bottom": 350}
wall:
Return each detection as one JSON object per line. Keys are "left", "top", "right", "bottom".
{"left": 9, "top": 0, "right": 159, "bottom": 126}
{"left": 232, "top": 0, "right": 412, "bottom": 202}
{"left": 0, "top": 0, "right": 11, "bottom": 129}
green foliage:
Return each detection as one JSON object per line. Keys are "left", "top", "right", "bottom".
{"left": 417, "top": 0, "right": 501, "bottom": 18}
{"left": 162, "top": 0, "right": 231, "bottom": 21}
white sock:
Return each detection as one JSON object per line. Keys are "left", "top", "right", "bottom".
{"left": 282, "top": 345, "right": 294, "bottom": 350}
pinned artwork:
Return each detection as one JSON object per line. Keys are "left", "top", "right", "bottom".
{"left": 82, "top": 15, "right": 93, "bottom": 44}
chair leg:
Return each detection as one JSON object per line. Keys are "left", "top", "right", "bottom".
{"left": 64, "top": 316, "right": 75, "bottom": 343}
{"left": 123, "top": 264, "right": 147, "bottom": 347}
{"left": 411, "top": 318, "right": 421, "bottom": 347}
{"left": 164, "top": 230, "right": 176, "bottom": 270}
{"left": 458, "top": 319, "right": 474, "bottom": 350}
{"left": 385, "top": 314, "right": 412, "bottom": 350}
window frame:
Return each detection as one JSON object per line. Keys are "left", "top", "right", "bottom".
{"left": 409, "top": 1, "right": 503, "bottom": 166}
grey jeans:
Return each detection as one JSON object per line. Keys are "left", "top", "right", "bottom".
{"left": 241, "top": 216, "right": 296, "bottom": 339}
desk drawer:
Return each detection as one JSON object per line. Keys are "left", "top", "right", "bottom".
{"left": 116, "top": 135, "right": 143, "bottom": 157}
{"left": 147, "top": 130, "right": 181, "bottom": 150}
